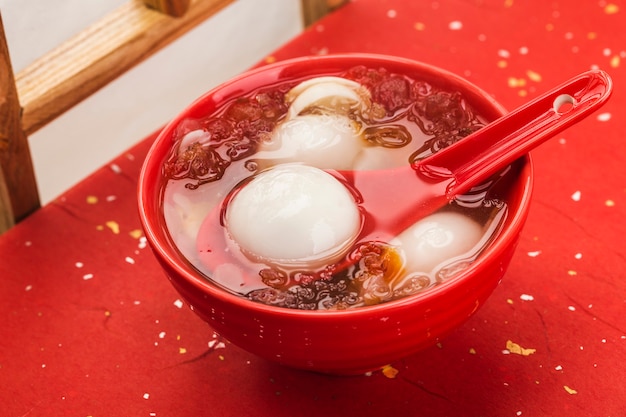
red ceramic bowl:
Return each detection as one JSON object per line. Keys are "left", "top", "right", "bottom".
{"left": 138, "top": 54, "right": 533, "bottom": 374}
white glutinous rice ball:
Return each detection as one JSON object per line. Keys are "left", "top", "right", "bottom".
{"left": 264, "top": 113, "right": 363, "bottom": 170}
{"left": 285, "top": 76, "right": 370, "bottom": 117}
{"left": 255, "top": 76, "right": 372, "bottom": 170}
{"left": 393, "top": 211, "right": 483, "bottom": 274}
{"left": 225, "top": 164, "right": 361, "bottom": 269}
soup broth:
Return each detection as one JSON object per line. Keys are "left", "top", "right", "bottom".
{"left": 162, "top": 65, "right": 510, "bottom": 310}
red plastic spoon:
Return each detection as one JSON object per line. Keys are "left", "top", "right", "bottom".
{"left": 197, "top": 69, "right": 612, "bottom": 283}
{"left": 347, "top": 69, "right": 613, "bottom": 240}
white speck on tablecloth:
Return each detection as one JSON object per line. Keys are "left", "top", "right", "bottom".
{"left": 449, "top": 21, "right": 463, "bottom": 30}
{"left": 316, "top": 47, "right": 329, "bottom": 55}
{"left": 173, "top": 299, "right": 184, "bottom": 309}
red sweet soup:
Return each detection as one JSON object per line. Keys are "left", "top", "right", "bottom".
{"left": 161, "top": 65, "right": 510, "bottom": 310}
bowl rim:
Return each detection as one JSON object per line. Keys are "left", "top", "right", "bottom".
{"left": 137, "top": 52, "right": 534, "bottom": 319}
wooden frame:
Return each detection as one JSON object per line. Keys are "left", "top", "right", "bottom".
{"left": 300, "top": 0, "right": 348, "bottom": 27}
{"left": 0, "top": 0, "right": 347, "bottom": 233}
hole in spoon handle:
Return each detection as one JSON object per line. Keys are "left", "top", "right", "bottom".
{"left": 553, "top": 94, "right": 576, "bottom": 114}
{"left": 421, "top": 69, "right": 613, "bottom": 198}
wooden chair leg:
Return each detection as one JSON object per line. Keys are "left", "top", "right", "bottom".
{"left": 0, "top": 164, "right": 14, "bottom": 232}
{"left": 0, "top": 13, "right": 40, "bottom": 232}
{"left": 301, "top": 0, "right": 349, "bottom": 27}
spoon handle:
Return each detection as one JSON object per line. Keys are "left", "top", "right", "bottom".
{"left": 419, "top": 69, "right": 613, "bottom": 198}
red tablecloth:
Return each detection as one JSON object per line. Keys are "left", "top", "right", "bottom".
{"left": 2, "top": 1, "right": 624, "bottom": 415}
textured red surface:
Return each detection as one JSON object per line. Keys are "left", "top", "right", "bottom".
{"left": 1, "top": 0, "right": 624, "bottom": 416}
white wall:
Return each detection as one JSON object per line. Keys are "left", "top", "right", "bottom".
{"left": 1, "top": 0, "right": 303, "bottom": 203}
